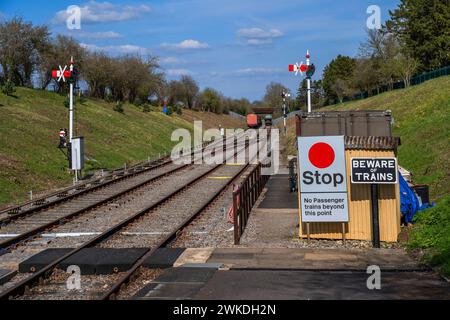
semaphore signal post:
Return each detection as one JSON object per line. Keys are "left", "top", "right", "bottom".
{"left": 289, "top": 50, "right": 316, "bottom": 113}
{"left": 52, "top": 56, "right": 84, "bottom": 182}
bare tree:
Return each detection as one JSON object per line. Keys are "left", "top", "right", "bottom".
{"left": 393, "top": 53, "right": 419, "bottom": 88}
{"left": 0, "top": 16, "right": 50, "bottom": 87}
{"left": 180, "top": 75, "right": 199, "bottom": 109}
{"left": 37, "top": 35, "right": 86, "bottom": 91}
{"left": 263, "top": 82, "right": 290, "bottom": 111}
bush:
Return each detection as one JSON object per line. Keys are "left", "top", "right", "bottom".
{"left": 407, "top": 195, "right": 450, "bottom": 276}
{"left": 142, "top": 104, "right": 151, "bottom": 113}
{"left": 173, "top": 105, "right": 183, "bottom": 115}
{"left": 1, "top": 80, "right": 16, "bottom": 96}
{"left": 113, "top": 101, "right": 124, "bottom": 114}
{"left": 63, "top": 97, "right": 70, "bottom": 109}
{"left": 77, "top": 94, "right": 87, "bottom": 105}
{"left": 105, "top": 94, "right": 114, "bottom": 103}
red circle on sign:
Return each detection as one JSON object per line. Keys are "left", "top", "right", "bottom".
{"left": 308, "top": 142, "right": 335, "bottom": 169}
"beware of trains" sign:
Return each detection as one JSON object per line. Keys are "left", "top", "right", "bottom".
{"left": 350, "top": 157, "right": 398, "bottom": 184}
{"left": 297, "top": 136, "right": 349, "bottom": 223}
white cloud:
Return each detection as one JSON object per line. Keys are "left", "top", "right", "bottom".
{"left": 234, "top": 67, "right": 284, "bottom": 76}
{"left": 81, "top": 43, "right": 150, "bottom": 55}
{"left": 159, "top": 56, "right": 186, "bottom": 65}
{"left": 237, "top": 27, "right": 283, "bottom": 45}
{"left": 246, "top": 38, "right": 272, "bottom": 46}
{"left": 161, "top": 39, "right": 209, "bottom": 50}
{"left": 237, "top": 28, "right": 283, "bottom": 39}
{"left": 54, "top": 1, "right": 151, "bottom": 24}
{"left": 166, "top": 68, "right": 192, "bottom": 76}
{"left": 76, "top": 31, "right": 122, "bottom": 39}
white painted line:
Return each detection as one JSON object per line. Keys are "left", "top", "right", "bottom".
{"left": 41, "top": 232, "right": 101, "bottom": 238}
{"left": 120, "top": 232, "right": 169, "bottom": 236}
{"left": 0, "top": 234, "right": 20, "bottom": 238}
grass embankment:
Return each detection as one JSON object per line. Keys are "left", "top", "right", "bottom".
{"left": 283, "top": 76, "right": 450, "bottom": 275}
{"left": 0, "top": 87, "right": 244, "bottom": 207}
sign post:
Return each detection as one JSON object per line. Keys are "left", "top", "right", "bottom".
{"left": 370, "top": 183, "right": 380, "bottom": 248}
{"left": 297, "top": 136, "right": 349, "bottom": 231}
{"left": 350, "top": 157, "right": 398, "bottom": 248}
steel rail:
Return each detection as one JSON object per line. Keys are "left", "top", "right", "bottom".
{"left": 0, "top": 140, "right": 251, "bottom": 300}
{"left": 0, "top": 163, "right": 190, "bottom": 253}
{"left": 102, "top": 162, "right": 251, "bottom": 300}
{"left": 0, "top": 131, "right": 239, "bottom": 222}
{"left": 0, "top": 137, "right": 225, "bottom": 224}
{"left": 0, "top": 158, "right": 171, "bottom": 224}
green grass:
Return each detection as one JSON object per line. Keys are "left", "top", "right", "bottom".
{"left": 323, "top": 76, "right": 450, "bottom": 200}
{"left": 321, "top": 76, "right": 450, "bottom": 275}
{"left": 0, "top": 87, "right": 242, "bottom": 207}
{"left": 407, "top": 194, "right": 450, "bottom": 276}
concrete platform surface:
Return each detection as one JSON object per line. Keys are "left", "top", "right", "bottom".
{"left": 258, "top": 175, "right": 298, "bottom": 209}
{"left": 134, "top": 247, "right": 449, "bottom": 300}
{"left": 207, "top": 248, "right": 424, "bottom": 271}
{"left": 194, "top": 269, "right": 450, "bottom": 300}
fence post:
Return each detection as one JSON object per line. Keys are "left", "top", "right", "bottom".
{"left": 233, "top": 189, "right": 239, "bottom": 245}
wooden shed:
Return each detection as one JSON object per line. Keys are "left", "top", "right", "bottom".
{"left": 295, "top": 112, "right": 402, "bottom": 242}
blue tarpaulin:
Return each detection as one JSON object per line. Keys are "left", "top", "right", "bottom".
{"left": 399, "top": 172, "right": 434, "bottom": 223}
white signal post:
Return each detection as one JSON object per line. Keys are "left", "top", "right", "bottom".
{"left": 288, "top": 50, "right": 315, "bottom": 113}
{"left": 52, "top": 57, "right": 79, "bottom": 182}
{"left": 69, "top": 57, "right": 74, "bottom": 142}
{"left": 282, "top": 91, "right": 290, "bottom": 133}
{"left": 306, "top": 50, "right": 312, "bottom": 113}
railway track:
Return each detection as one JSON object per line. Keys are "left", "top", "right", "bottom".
{"left": 0, "top": 157, "right": 171, "bottom": 221}
{"left": 0, "top": 135, "right": 234, "bottom": 255}
{"left": 0, "top": 131, "right": 265, "bottom": 300}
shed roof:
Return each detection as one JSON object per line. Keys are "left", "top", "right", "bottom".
{"left": 344, "top": 136, "right": 400, "bottom": 150}
{"left": 293, "top": 136, "right": 401, "bottom": 151}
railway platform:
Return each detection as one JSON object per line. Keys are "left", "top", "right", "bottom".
{"left": 133, "top": 247, "right": 450, "bottom": 300}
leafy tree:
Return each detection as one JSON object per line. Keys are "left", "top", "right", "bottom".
{"left": 352, "top": 58, "right": 380, "bottom": 96}
{"left": 386, "top": 0, "right": 450, "bottom": 71}
{"left": 322, "top": 55, "right": 356, "bottom": 103}
{"left": 199, "top": 88, "right": 222, "bottom": 113}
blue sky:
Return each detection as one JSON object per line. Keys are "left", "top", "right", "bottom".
{"left": 0, "top": 0, "right": 400, "bottom": 101}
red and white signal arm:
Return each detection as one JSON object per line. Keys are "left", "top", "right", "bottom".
{"left": 288, "top": 63, "right": 308, "bottom": 75}
{"left": 52, "top": 65, "right": 71, "bottom": 82}
{"left": 297, "top": 136, "right": 349, "bottom": 222}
